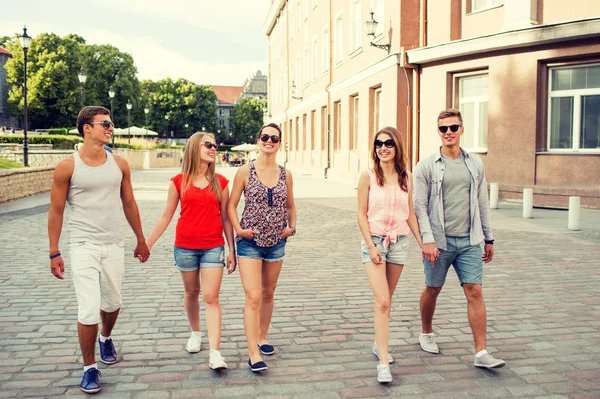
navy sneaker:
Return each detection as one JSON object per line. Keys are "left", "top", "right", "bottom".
{"left": 258, "top": 343, "right": 275, "bottom": 355}
{"left": 80, "top": 367, "right": 101, "bottom": 394}
{"left": 248, "top": 359, "right": 268, "bottom": 372}
{"left": 98, "top": 338, "right": 118, "bottom": 364}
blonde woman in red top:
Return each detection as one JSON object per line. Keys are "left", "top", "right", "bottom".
{"left": 357, "top": 127, "right": 423, "bottom": 383}
{"left": 146, "top": 132, "right": 236, "bottom": 370}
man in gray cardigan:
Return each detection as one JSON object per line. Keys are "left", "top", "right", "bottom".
{"left": 413, "top": 108, "right": 504, "bottom": 369}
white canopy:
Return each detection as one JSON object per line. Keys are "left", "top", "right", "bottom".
{"left": 69, "top": 126, "right": 158, "bottom": 136}
{"left": 231, "top": 143, "right": 258, "bottom": 151}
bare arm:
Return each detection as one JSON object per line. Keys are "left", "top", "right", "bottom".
{"left": 115, "top": 156, "right": 149, "bottom": 262}
{"left": 220, "top": 184, "right": 237, "bottom": 273}
{"left": 357, "top": 171, "right": 381, "bottom": 264}
{"left": 48, "top": 158, "right": 74, "bottom": 280}
{"left": 146, "top": 181, "right": 179, "bottom": 251}
{"left": 279, "top": 169, "right": 297, "bottom": 238}
{"left": 406, "top": 173, "right": 423, "bottom": 248}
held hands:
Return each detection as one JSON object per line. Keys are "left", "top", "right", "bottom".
{"left": 237, "top": 228, "right": 259, "bottom": 240}
{"left": 226, "top": 253, "right": 237, "bottom": 274}
{"left": 422, "top": 243, "right": 440, "bottom": 266}
{"left": 134, "top": 240, "right": 150, "bottom": 263}
{"left": 482, "top": 243, "right": 494, "bottom": 263}
{"left": 369, "top": 245, "right": 383, "bottom": 265}
{"left": 50, "top": 256, "right": 65, "bottom": 280}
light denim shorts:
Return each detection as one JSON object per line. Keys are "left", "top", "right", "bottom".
{"left": 361, "top": 235, "right": 409, "bottom": 265}
{"left": 236, "top": 238, "right": 286, "bottom": 262}
{"left": 423, "top": 236, "right": 483, "bottom": 287}
{"left": 173, "top": 245, "right": 225, "bottom": 271}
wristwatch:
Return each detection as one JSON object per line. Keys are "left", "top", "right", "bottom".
{"left": 289, "top": 226, "right": 296, "bottom": 236}
{"left": 485, "top": 240, "right": 494, "bottom": 245}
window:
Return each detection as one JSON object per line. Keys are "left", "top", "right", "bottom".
{"left": 302, "top": 113, "right": 307, "bottom": 150}
{"left": 370, "top": 86, "right": 382, "bottom": 146}
{"left": 313, "top": 0, "right": 318, "bottom": 9}
{"left": 296, "top": 1, "right": 301, "bottom": 32}
{"left": 280, "top": 74, "right": 284, "bottom": 104}
{"left": 290, "top": 7, "right": 295, "bottom": 39}
{"left": 349, "top": 94, "right": 359, "bottom": 150}
{"left": 371, "top": 0, "right": 385, "bottom": 37}
{"left": 290, "top": 62, "right": 295, "bottom": 89}
{"left": 351, "top": 0, "right": 362, "bottom": 52}
{"left": 471, "top": 0, "right": 503, "bottom": 13}
{"left": 295, "top": 117, "right": 300, "bottom": 150}
{"left": 296, "top": 55, "right": 301, "bottom": 88}
{"left": 312, "top": 37, "right": 319, "bottom": 81}
{"left": 303, "top": 0, "right": 308, "bottom": 20}
{"left": 321, "top": 105, "right": 328, "bottom": 150}
{"left": 548, "top": 64, "right": 600, "bottom": 151}
{"left": 219, "top": 109, "right": 224, "bottom": 116}
{"left": 333, "top": 101, "right": 342, "bottom": 150}
{"left": 456, "top": 74, "right": 489, "bottom": 151}
{"left": 334, "top": 12, "right": 344, "bottom": 65}
{"left": 303, "top": 47, "right": 309, "bottom": 87}
{"left": 322, "top": 27, "right": 330, "bottom": 74}
{"left": 311, "top": 110, "right": 316, "bottom": 150}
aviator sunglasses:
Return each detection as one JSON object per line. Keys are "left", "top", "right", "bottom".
{"left": 203, "top": 141, "right": 218, "bottom": 150}
{"left": 375, "top": 139, "right": 396, "bottom": 149}
{"left": 438, "top": 124, "right": 462, "bottom": 134}
{"left": 260, "top": 134, "right": 280, "bottom": 144}
{"left": 88, "top": 120, "right": 114, "bottom": 129}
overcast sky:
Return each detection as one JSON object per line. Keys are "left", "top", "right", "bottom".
{"left": 1, "top": 0, "right": 270, "bottom": 86}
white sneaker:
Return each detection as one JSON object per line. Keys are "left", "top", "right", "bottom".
{"left": 376, "top": 364, "right": 393, "bottom": 383}
{"left": 186, "top": 332, "right": 202, "bottom": 353}
{"left": 474, "top": 352, "right": 505, "bottom": 369}
{"left": 419, "top": 333, "right": 439, "bottom": 354}
{"left": 373, "top": 346, "right": 394, "bottom": 363}
{"left": 208, "top": 349, "right": 228, "bottom": 370}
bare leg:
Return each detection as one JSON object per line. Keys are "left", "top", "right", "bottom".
{"left": 100, "top": 309, "right": 120, "bottom": 337}
{"left": 364, "top": 261, "right": 392, "bottom": 366}
{"left": 78, "top": 323, "right": 98, "bottom": 366}
{"left": 200, "top": 268, "right": 224, "bottom": 350}
{"left": 259, "top": 260, "right": 283, "bottom": 345}
{"left": 374, "top": 263, "right": 404, "bottom": 347}
{"left": 463, "top": 283, "right": 486, "bottom": 352}
{"left": 180, "top": 270, "right": 201, "bottom": 331}
{"left": 420, "top": 286, "right": 443, "bottom": 334}
{"left": 238, "top": 258, "right": 264, "bottom": 364}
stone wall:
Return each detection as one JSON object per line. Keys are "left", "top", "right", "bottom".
{"left": 0, "top": 167, "right": 54, "bottom": 203}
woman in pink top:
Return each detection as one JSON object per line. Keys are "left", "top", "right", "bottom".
{"left": 357, "top": 126, "right": 423, "bottom": 383}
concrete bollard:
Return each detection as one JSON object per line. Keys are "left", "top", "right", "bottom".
{"left": 523, "top": 188, "right": 533, "bottom": 218}
{"left": 490, "top": 183, "right": 499, "bottom": 209}
{"left": 568, "top": 196, "right": 580, "bottom": 231}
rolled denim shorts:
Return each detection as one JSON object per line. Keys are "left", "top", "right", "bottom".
{"left": 361, "top": 235, "right": 408, "bottom": 265}
{"left": 173, "top": 245, "right": 225, "bottom": 271}
{"left": 423, "top": 236, "right": 483, "bottom": 287}
{"left": 236, "top": 238, "right": 286, "bottom": 262}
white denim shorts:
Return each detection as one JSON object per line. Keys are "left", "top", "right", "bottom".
{"left": 69, "top": 241, "right": 125, "bottom": 325}
{"left": 361, "top": 235, "right": 409, "bottom": 265}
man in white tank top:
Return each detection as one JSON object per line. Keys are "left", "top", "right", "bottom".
{"left": 48, "top": 106, "right": 150, "bottom": 394}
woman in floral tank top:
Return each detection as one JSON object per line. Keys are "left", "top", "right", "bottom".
{"left": 357, "top": 127, "right": 423, "bottom": 384}
{"left": 228, "top": 123, "right": 297, "bottom": 372}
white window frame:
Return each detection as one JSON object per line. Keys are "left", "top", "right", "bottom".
{"left": 454, "top": 72, "right": 489, "bottom": 153}
{"left": 470, "top": 0, "right": 503, "bottom": 14}
{"left": 313, "top": 0, "right": 318, "bottom": 9}
{"left": 334, "top": 11, "right": 344, "bottom": 66}
{"left": 296, "top": 0, "right": 302, "bottom": 32}
{"left": 303, "top": 47, "right": 309, "bottom": 88}
{"left": 350, "top": 0, "right": 363, "bottom": 53}
{"left": 322, "top": 26, "right": 330, "bottom": 74}
{"left": 370, "top": 0, "right": 385, "bottom": 37}
{"left": 312, "top": 36, "right": 319, "bottom": 82}
{"left": 547, "top": 63, "right": 600, "bottom": 153}
{"left": 303, "top": 0, "right": 309, "bottom": 21}
{"left": 296, "top": 55, "right": 301, "bottom": 88}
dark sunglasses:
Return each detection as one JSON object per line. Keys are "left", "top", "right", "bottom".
{"left": 260, "top": 134, "right": 280, "bottom": 144}
{"left": 438, "top": 124, "right": 462, "bottom": 133}
{"left": 203, "top": 141, "right": 218, "bottom": 150}
{"left": 88, "top": 120, "right": 114, "bottom": 130}
{"left": 374, "top": 139, "right": 395, "bottom": 149}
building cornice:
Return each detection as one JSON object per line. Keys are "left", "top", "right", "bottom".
{"left": 407, "top": 17, "right": 600, "bottom": 65}
{"left": 263, "top": 0, "right": 286, "bottom": 36}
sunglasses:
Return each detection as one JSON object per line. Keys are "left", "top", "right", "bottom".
{"left": 203, "top": 141, "right": 218, "bottom": 150}
{"left": 88, "top": 120, "right": 114, "bottom": 130}
{"left": 260, "top": 134, "right": 280, "bottom": 144}
{"left": 375, "top": 139, "right": 395, "bottom": 149}
{"left": 438, "top": 124, "right": 462, "bottom": 133}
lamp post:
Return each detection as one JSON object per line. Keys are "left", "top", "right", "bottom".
{"left": 365, "top": 10, "right": 391, "bottom": 53}
{"left": 78, "top": 67, "right": 87, "bottom": 106}
{"left": 19, "top": 26, "right": 32, "bottom": 167}
{"left": 202, "top": 126, "right": 206, "bottom": 132}
{"left": 126, "top": 99, "right": 132, "bottom": 144}
{"left": 164, "top": 114, "right": 169, "bottom": 139}
{"left": 144, "top": 107, "right": 149, "bottom": 141}
{"left": 184, "top": 123, "right": 189, "bottom": 138}
{"left": 108, "top": 86, "right": 115, "bottom": 146}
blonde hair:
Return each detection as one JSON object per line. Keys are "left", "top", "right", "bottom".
{"left": 180, "top": 132, "right": 222, "bottom": 201}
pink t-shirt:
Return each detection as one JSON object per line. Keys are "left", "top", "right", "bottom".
{"left": 367, "top": 169, "right": 410, "bottom": 247}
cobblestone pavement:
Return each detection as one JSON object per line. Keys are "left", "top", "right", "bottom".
{"left": 1, "top": 167, "right": 599, "bottom": 398}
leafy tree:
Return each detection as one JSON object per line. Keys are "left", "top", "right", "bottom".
{"left": 0, "top": 36, "right": 11, "bottom": 48}
{"left": 230, "top": 97, "right": 267, "bottom": 144}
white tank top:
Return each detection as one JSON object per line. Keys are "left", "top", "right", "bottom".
{"left": 67, "top": 151, "right": 124, "bottom": 244}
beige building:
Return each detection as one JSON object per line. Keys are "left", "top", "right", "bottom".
{"left": 264, "top": 1, "right": 600, "bottom": 208}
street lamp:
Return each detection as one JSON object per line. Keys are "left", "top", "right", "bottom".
{"left": 202, "top": 126, "right": 206, "bottom": 131}
{"left": 164, "top": 114, "right": 169, "bottom": 138}
{"left": 108, "top": 86, "right": 115, "bottom": 146}
{"left": 18, "top": 26, "right": 32, "bottom": 167}
{"left": 144, "top": 107, "right": 149, "bottom": 141}
{"left": 365, "top": 10, "right": 391, "bottom": 54}
{"left": 78, "top": 67, "right": 87, "bottom": 106}
{"left": 126, "top": 99, "right": 132, "bottom": 144}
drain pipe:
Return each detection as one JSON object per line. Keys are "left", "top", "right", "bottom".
{"left": 324, "top": 0, "right": 333, "bottom": 179}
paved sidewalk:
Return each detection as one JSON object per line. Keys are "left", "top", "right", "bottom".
{"left": 0, "top": 167, "right": 599, "bottom": 398}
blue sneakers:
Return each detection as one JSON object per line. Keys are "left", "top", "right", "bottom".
{"left": 80, "top": 367, "right": 101, "bottom": 393}
{"left": 98, "top": 338, "right": 118, "bottom": 365}
{"left": 258, "top": 343, "right": 275, "bottom": 355}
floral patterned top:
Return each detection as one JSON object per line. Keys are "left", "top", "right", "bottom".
{"left": 237, "top": 161, "right": 288, "bottom": 247}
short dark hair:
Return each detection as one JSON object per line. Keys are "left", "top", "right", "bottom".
{"left": 437, "top": 108, "right": 463, "bottom": 123}
{"left": 77, "top": 106, "right": 110, "bottom": 137}
{"left": 258, "top": 122, "right": 282, "bottom": 138}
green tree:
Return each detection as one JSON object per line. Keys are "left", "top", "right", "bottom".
{"left": 0, "top": 36, "right": 11, "bottom": 48}
{"left": 230, "top": 97, "right": 267, "bottom": 144}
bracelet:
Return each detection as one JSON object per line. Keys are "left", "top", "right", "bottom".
{"left": 289, "top": 226, "right": 296, "bottom": 236}
{"left": 49, "top": 251, "right": 61, "bottom": 259}
{"left": 484, "top": 240, "right": 494, "bottom": 245}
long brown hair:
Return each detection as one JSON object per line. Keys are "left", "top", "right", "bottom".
{"left": 180, "top": 132, "right": 222, "bottom": 201}
{"left": 371, "top": 126, "right": 408, "bottom": 192}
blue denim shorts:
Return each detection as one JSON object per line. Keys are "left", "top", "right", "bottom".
{"left": 424, "top": 236, "right": 483, "bottom": 287}
{"left": 236, "top": 238, "right": 286, "bottom": 262}
{"left": 173, "top": 245, "right": 225, "bottom": 271}
{"left": 361, "top": 235, "right": 408, "bottom": 265}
